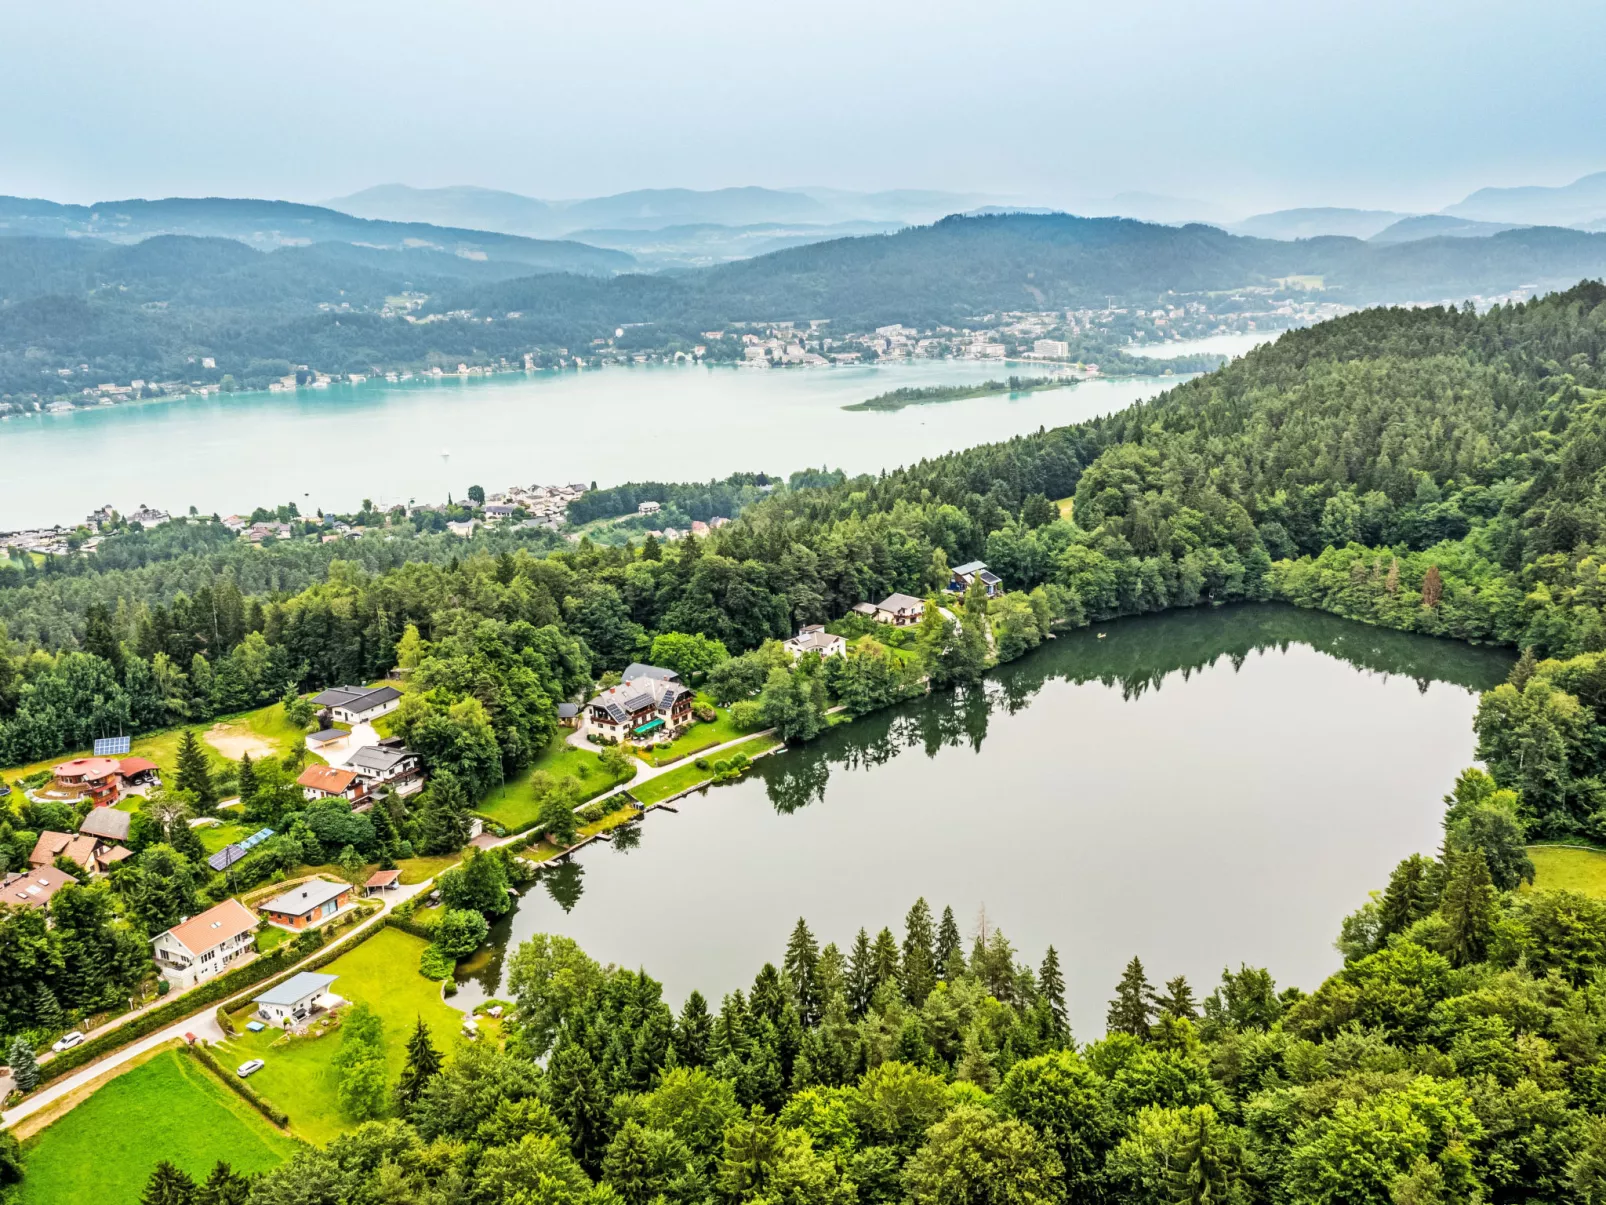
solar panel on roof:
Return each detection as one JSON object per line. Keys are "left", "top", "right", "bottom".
{"left": 93, "top": 735, "right": 132, "bottom": 756}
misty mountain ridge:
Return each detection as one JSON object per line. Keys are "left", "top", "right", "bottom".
{"left": 324, "top": 183, "right": 995, "bottom": 240}
{"left": 0, "top": 194, "right": 632, "bottom": 276}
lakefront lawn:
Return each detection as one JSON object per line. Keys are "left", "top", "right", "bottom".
{"left": 631, "top": 735, "right": 782, "bottom": 805}
{"left": 476, "top": 738, "right": 633, "bottom": 832}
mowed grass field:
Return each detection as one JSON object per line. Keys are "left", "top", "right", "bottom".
{"left": 1527, "top": 845, "right": 1606, "bottom": 897}
{"left": 19, "top": 1046, "right": 296, "bottom": 1204}
{"left": 631, "top": 735, "right": 781, "bottom": 805}
{"left": 216, "top": 927, "right": 463, "bottom": 1145}
{"left": 476, "top": 737, "right": 633, "bottom": 831}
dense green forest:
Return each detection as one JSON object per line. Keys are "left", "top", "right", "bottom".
{"left": 6, "top": 213, "right": 1606, "bottom": 400}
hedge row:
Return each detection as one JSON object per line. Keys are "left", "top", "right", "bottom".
{"left": 385, "top": 914, "right": 438, "bottom": 942}
{"left": 184, "top": 1041, "right": 290, "bottom": 1128}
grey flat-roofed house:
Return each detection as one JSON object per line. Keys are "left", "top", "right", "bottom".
{"left": 951, "top": 560, "right": 1004, "bottom": 597}
{"left": 346, "top": 743, "right": 424, "bottom": 796}
{"left": 309, "top": 685, "right": 403, "bottom": 724}
{"left": 254, "top": 971, "right": 339, "bottom": 1024}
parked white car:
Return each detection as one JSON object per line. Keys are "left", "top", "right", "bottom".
{"left": 236, "top": 1059, "right": 265, "bottom": 1078}
{"left": 50, "top": 1031, "right": 84, "bottom": 1053}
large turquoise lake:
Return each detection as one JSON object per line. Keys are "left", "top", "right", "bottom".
{"left": 0, "top": 335, "right": 1264, "bottom": 529}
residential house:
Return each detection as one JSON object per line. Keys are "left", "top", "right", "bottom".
{"left": 585, "top": 666, "right": 693, "bottom": 742}
{"left": 310, "top": 684, "right": 402, "bottom": 724}
{"left": 345, "top": 741, "right": 423, "bottom": 797}
{"left": 253, "top": 972, "right": 339, "bottom": 1025}
{"left": 950, "top": 560, "right": 1003, "bottom": 598}
{"left": 873, "top": 593, "right": 926, "bottom": 626}
{"left": 78, "top": 806, "right": 132, "bottom": 844}
{"left": 29, "top": 830, "right": 130, "bottom": 876}
{"left": 556, "top": 702, "right": 581, "bottom": 728}
{"left": 297, "top": 765, "right": 363, "bottom": 802}
{"left": 446, "top": 519, "right": 476, "bottom": 538}
{"left": 850, "top": 601, "right": 879, "bottom": 619}
{"left": 784, "top": 625, "right": 848, "bottom": 660}
{"left": 151, "top": 899, "right": 258, "bottom": 988}
{"left": 637, "top": 500, "right": 661, "bottom": 515}
{"left": 49, "top": 757, "right": 123, "bottom": 807}
{"left": 483, "top": 504, "right": 517, "bottom": 520}
{"left": 259, "top": 878, "right": 352, "bottom": 929}
{"left": 0, "top": 868, "right": 76, "bottom": 910}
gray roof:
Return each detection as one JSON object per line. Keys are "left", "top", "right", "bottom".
{"left": 78, "top": 808, "right": 131, "bottom": 841}
{"left": 556, "top": 702, "right": 579, "bottom": 718}
{"left": 621, "top": 663, "right": 679, "bottom": 683}
{"left": 307, "top": 728, "right": 346, "bottom": 744}
{"left": 311, "top": 684, "right": 400, "bottom": 712}
{"left": 346, "top": 744, "right": 412, "bottom": 774}
{"left": 258, "top": 878, "right": 348, "bottom": 916}
{"left": 254, "top": 971, "right": 338, "bottom": 1007}
{"left": 953, "top": 560, "right": 988, "bottom": 575}
{"left": 851, "top": 601, "right": 878, "bottom": 614}
{"left": 877, "top": 593, "right": 925, "bottom": 612}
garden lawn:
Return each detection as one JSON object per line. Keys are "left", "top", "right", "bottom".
{"left": 632, "top": 736, "right": 781, "bottom": 805}
{"left": 639, "top": 705, "right": 748, "bottom": 767}
{"left": 19, "top": 1046, "right": 296, "bottom": 1205}
{"left": 199, "top": 822, "right": 251, "bottom": 855}
{"left": 1527, "top": 845, "right": 1606, "bottom": 898}
{"left": 476, "top": 738, "right": 633, "bottom": 831}
{"left": 216, "top": 927, "right": 464, "bottom": 1145}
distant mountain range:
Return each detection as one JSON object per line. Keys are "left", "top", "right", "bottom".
{"left": 324, "top": 184, "right": 991, "bottom": 243}
{"left": 1228, "top": 171, "right": 1606, "bottom": 243}
{"left": 0, "top": 195, "right": 631, "bottom": 275}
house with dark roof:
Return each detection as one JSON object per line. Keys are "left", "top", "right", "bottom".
{"left": 950, "top": 560, "right": 1004, "bottom": 597}
{"left": 621, "top": 663, "right": 680, "bottom": 684}
{"left": 556, "top": 702, "right": 581, "bottom": 728}
{"left": 345, "top": 742, "right": 423, "bottom": 796}
{"left": 78, "top": 806, "right": 132, "bottom": 843}
{"left": 309, "top": 684, "right": 403, "bottom": 724}
{"left": 585, "top": 668, "right": 693, "bottom": 742}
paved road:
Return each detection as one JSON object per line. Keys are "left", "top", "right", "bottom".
{"left": 0, "top": 874, "right": 432, "bottom": 1129}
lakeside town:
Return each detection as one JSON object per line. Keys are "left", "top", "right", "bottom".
{"left": 0, "top": 291, "right": 1346, "bottom": 419}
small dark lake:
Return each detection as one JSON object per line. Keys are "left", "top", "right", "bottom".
{"left": 455, "top": 605, "right": 1512, "bottom": 1038}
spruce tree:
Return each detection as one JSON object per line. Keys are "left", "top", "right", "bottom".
{"left": 936, "top": 905, "right": 965, "bottom": 980}
{"left": 1038, "top": 945, "right": 1069, "bottom": 1039}
{"left": 901, "top": 898, "right": 937, "bottom": 1006}
{"left": 816, "top": 941, "right": 846, "bottom": 1003}
{"left": 195, "top": 1161, "right": 249, "bottom": 1205}
{"left": 8, "top": 1037, "right": 39, "bottom": 1093}
{"left": 846, "top": 928, "right": 876, "bottom": 1018}
{"left": 870, "top": 927, "right": 901, "bottom": 996}
{"left": 1107, "top": 956, "right": 1157, "bottom": 1038}
{"left": 235, "top": 753, "right": 257, "bottom": 808}
{"left": 170, "top": 816, "right": 208, "bottom": 865}
{"left": 393, "top": 1016, "right": 442, "bottom": 1111}
{"left": 1379, "top": 853, "right": 1440, "bottom": 938}
{"left": 783, "top": 918, "right": 821, "bottom": 1025}
{"left": 1157, "top": 975, "right": 1198, "bottom": 1021}
{"left": 174, "top": 730, "right": 217, "bottom": 809}
{"left": 1164, "top": 1108, "right": 1239, "bottom": 1204}
{"left": 141, "top": 1161, "right": 197, "bottom": 1205}
{"left": 1440, "top": 846, "right": 1499, "bottom": 966}
{"left": 674, "top": 990, "right": 712, "bottom": 1067}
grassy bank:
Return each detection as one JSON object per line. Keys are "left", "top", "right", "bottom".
{"left": 476, "top": 737, "right": 634, "bottom": 832}
{"left": 631, "top": 735, "right": 782, "bottom": 806}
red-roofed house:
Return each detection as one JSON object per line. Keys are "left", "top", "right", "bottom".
{"left": 50, "top": 757, "right": 122, "bottom": 807}
{"left": 29, "top": 830, "right": 130, "bottom": 876}
{"left": 151, "top": 898, "right": 259, "bottom": 988}
{"left": 296, "top": 765, "right": 362, "bottom": 802}
{"left": 0, "top": 867, "right": 77, "bottom": 910}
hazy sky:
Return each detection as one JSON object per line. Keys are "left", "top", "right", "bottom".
{"left": 5, "top": 0, "right": 1603, "bottom": 217}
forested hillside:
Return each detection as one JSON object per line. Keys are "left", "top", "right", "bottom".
{"left": 6, "top": 212, "right": 1606, "bottom": 400}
